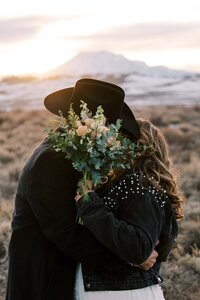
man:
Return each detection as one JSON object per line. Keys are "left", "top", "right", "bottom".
{"left": 6, "top": 78, "right": 158, "bottom": 300}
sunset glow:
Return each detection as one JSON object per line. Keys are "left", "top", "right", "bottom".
{"left": 0, "top": 0, "right": 200, "bottom": 75}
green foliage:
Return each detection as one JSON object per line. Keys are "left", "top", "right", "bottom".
{"left": 47, "top": 100, "right": 146, "bottom": 197}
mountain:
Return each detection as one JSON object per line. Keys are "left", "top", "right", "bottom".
{"left": 47, "top": 51, "right": 191, "bottom": 78}
{"left": 1, "top": 51, "right": 199, "bottom": 111}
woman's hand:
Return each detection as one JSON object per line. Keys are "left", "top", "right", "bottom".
{"left": 138, "top": 250, "right": 158, "bottom": 270}
{"left": 134, "top": 240, "right": 159, "bottom": 270}
{"left": 75, "top": 179, "right": 93, "bottom": 202}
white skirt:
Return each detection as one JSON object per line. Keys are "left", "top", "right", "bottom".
{"left": 74, "top": 264, "right": 165, "bottom": 300}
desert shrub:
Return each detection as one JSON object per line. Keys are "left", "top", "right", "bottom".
{"left": 0, "top": 149, "right": 14, "bottom": 164}
{"left": 179, "top": 151, "right": 191, "bottom": 164}
{"left": 181, "top": 254, "right": 200, "bottom": 275}
{"left": 161, "top": 254, "right": 200, "bottom": 300}
{"left": 178, "top": 221, "right": 200, "bottom": 254}
{"left": 0, "top": 201, "right": 13, "bottom": 221}
{"left": 0, "top": 183, "right": 17, "bottom": 200}
{"left": 0, "top": 241, "right": 6, "bottom": 260}
{"left": 179, "top": 124, "right": 191, "bottom": 133}
{"left": 150, "top": 115, "right": 168, "bottom": 127}
{"left": 0, "top": 132, "right": 6, "bottom": 144}
{"left": 181, "top": 155, "right": 200, "bottom": 197}
{"left": 0, "top": 165, "right": 18, "bottom": 199}
{"left": 8, "top": 164, "right": 21, "bottom": 182}
{"left": 163, "top": 126, "right": 194, "bottom": 149}
{"left": 0, "top": 218, "right": 11, "bottom": 299}
{"left": 185, "top": 202, "right": 200, "bottom": 222}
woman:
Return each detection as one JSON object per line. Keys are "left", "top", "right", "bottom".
{"left": 74, "top": 118, "right": 184, "bottom": 300}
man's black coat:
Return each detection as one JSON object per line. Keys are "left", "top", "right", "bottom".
{"left": 6, "top": 138, "right": 125, "bottom": 300}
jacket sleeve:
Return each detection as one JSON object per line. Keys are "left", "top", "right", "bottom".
{"left": 76, "top": 175, "right": 164, "bottom": 265}
{"left": 156, "top": 200, "right": 178, "bottom": 261}
{"left": 28, "top": 149, "right": 129, "bottom": 271}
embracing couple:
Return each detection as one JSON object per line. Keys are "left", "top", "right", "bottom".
{"left": 6, "top": 78, "right": 184, "bottom": 300}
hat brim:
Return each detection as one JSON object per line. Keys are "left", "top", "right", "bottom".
{"left": 44, "top": 87, "right": 74, "bottom": 117}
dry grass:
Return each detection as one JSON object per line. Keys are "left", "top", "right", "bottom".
{"left": 0, "top": 106, "right": 200, "bottom": 299}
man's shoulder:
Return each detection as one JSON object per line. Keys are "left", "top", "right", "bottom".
{"left": 33, "top": 137, "right": 63, "bottom": 159}
{"left": 24, "top": 137, "right": 67, "bottom": 171}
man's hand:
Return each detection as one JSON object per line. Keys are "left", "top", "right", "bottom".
{"left": 137, "top": 250, "right": 158, "bottom": 271}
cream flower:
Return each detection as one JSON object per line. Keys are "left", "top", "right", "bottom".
{"left": 99, "top": 115, "right": 106, "bottom": 126}
{"left": 91, "top": 130, "right": 97, "bottom": 140}
{"left": 84, "top": 118, "right": 95, "bottom": 128}
{"left": 74, "top": 120, "right": 82, "bottom": 128}
{"left": 106, "top": 137, "right": 120, "bottom": 147}
{"left": 80, "top": 112, "right": 89, "bottom": 121}
{"left": 76, "top": 125, "right": 88, "bottom": 136}
{"left": 99, "top": 125, "right": 109, "bottom": 132}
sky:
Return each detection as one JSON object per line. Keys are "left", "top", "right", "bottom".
{"left": 0, "top": 0, "right": 200, "bottom": 76}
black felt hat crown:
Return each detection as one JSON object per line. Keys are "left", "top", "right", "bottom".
{"left": 44, "top": 78, "right": 140, "bottom": 139}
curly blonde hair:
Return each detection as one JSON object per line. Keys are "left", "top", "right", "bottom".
{"left": 133, "top": 118, "right": 184, "bottom": 219}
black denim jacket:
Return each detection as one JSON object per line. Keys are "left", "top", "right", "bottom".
{"left": 76, "top": 172, "right": 178, "bottom": 291}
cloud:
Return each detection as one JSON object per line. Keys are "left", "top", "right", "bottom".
{"left": 0, "top": 16, "right": 51, "bottom": 43}
{"left": 110, "top": 22, "right": 200, "bottom": 49}
{"left": 66, "top": 22, "right": 200, "bottom": 51}
{"left": 0, "top": 15, "right": 81, "bottom": 44}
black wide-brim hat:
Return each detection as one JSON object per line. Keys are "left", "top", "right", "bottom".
{"left": 44, "top": 78, "right": 140, "bottom": 140}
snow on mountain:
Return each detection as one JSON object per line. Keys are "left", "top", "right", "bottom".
{"left": 1, "top": 51, "right": 199, "bottom": 111}
{"left": 47, "top": 51, "right": 190, "bottom": 78}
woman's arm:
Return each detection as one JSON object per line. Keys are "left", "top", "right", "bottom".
{"left": 76, "top": 174, "right": 164, "bottom": 265}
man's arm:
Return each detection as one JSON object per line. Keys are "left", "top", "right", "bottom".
{"left": 28, "top": 150, "right": 130, "bottom": 270}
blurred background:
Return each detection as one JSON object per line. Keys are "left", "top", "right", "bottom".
{"left": 0, "top": 1, "right": 200, "bottom": 299}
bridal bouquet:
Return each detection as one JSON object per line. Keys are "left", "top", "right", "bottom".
{"left": 48, "top": 101, "right": 146, "bottom": 202}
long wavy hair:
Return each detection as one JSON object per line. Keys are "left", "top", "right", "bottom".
{"left": 131, "top": 118, "right": 184, "bottom": 220}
